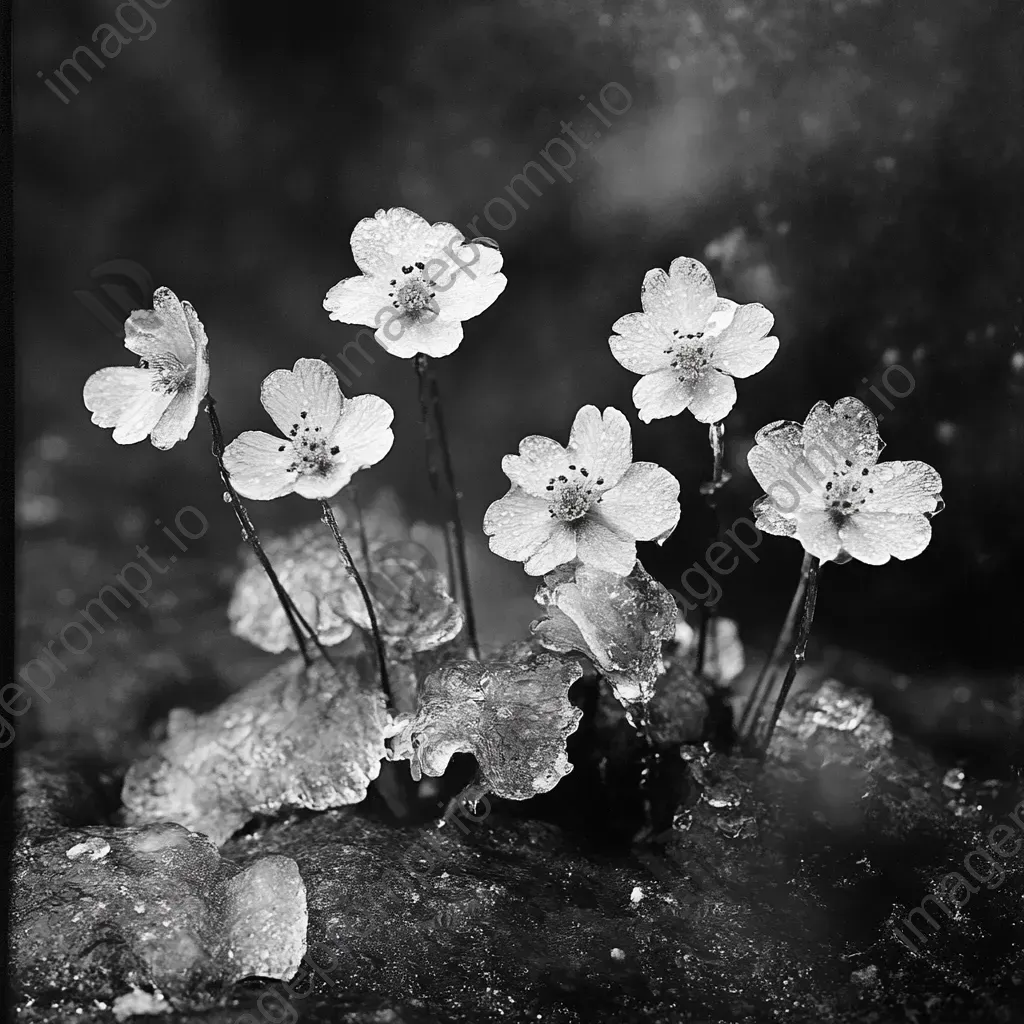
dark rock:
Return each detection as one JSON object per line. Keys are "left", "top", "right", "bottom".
{"left": 10, "top": 818, "right": 307, "bottom": 1008}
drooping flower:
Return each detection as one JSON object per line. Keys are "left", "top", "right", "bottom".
{"left": 483, "top": 406, "right": 681, "bottom": 577}
{"left": 323, "top": 207, "right": 507, "bottom": 359}
{"left": 609, "top": 257, "right": 778, "bottom": 424}
{"left": 83, "top": 287, "right": 210, "bottom": 449}
{"left": 532, "top": 562, "right": 678, "bottom": 706}
{"left": 222, "top": 358, "right": 394, "bottom": 500}
{"left": 747, "top": 397, "right": 943, "bottom": 565}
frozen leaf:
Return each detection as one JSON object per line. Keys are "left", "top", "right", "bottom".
{"left": 122, "top": 656, "right": 388, "bottom": 845}
{"left": 389, "top": 650, "right": 583, "bottom": 800}
{"left": 229, "top": 489, "right": 462, "bottom": 658}
{"left": 532, "top": 561, "right": 678, "bottom": 706}
{"left": 229, "top": 524, "right": 355, "bottom": 654}
{"left": 335, "top": 538, "right": 464, "bottom": 654}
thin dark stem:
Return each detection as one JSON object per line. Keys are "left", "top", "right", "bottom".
{"left": 319, "top": 499, "right": 393, "bottom": 709}
{"left": 415, "top": 355, "right": 480, "bottom": 660}
{"left": 696, "top": 421, "right": 727, "bottom": 677}
{"left": 428, "top": 374, "right": 480, "bottom": 660}
{"left": 752, "top": 553, "right": 820, "bottom": 756}
{"left": 205, "top": 397, "right": 333, "bottom": 669}
{"left": 737, "top": 552, "right": 810, "bottom": 739}
{"left": 414, "top": 356, "right": 459, "bottom": 604}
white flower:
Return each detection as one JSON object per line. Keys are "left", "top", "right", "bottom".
{"left": 609, "top": 256, "right": 778, "bottom": 424}
{"left": 323, "top": 207, "right": 507, "bottom": 359}
{"left": 83, "top": 287, "right": 210, "bottom": 449}
{"left": 222, "top": 358, "right": 394, "bottom": 500}
{"left": 747, "top": 397, "right": 944, "bottom": 565}
{"left": 483, "top": 406, "right": 680, "bottom": 577}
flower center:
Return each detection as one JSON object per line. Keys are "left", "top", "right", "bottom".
{"left": 145, "top": 354, "right": 194, "bottom": 395}
{"left": 388, "top": 262, "right": 439, "bottom": 319}
{"left": 544, "top": 464, "right": 606, "bottom": 522}
{"left": 663, "top": 330, "right": 710, "bottom": 381}
{"left": 282, "top": 413, "right": 342, "bottom": 478}
{"left": 823, "top": 463, "right": 874, "bottom": 523}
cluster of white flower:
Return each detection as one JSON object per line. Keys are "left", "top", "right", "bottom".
{"left": 82, "top": 208, "right": 943, "bottom": 591}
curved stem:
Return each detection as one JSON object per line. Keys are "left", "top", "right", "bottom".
{"left": 751, "top": 553, "right": 820, "bottom": 756}
{"left": 737, "top": 551, "right": 810, "bottom": 739}
{"left": 319, "top": 499, "right": 393, "bottom": 709}
{"left": 206, "top": 396, "right": 333, "bottom": 669}
{"left": 696, "top": 421, "right": 727, "bottom": 677}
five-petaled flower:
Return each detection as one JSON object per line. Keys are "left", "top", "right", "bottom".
{"left": 83, "top": 287, "right": 210, "bottom": 449}
{"left": 483, "top": 406, "right": 680, "bottom": 576}
{"left": 222, "top": 358, "right": 394, "bottom": 500}
{"left": 609, "top": 256, "right": 778, "bottom": 424}
{"left": 747, "top": 397, "right": 943, "bottom": 565}
{"left": 323, "top": 207, "right": 507, "bottom": 359}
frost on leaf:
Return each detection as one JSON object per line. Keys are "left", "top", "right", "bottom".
{"left": 389, "top": 648, "right": 583, "bottom": 801}
{"left": 229, "top": 524, "right": 355, "bottom": 654}
{"left": 532, "top": 561, "right": 678, "bottom": 707}
{"left": 229, "top": 489, "right": 462, "bottom": 662}
{"left": 122, "top": 656, "right": 388, "bottom": 846}
{"left": 335, "top": 538, "right": 464, "bottom": 655}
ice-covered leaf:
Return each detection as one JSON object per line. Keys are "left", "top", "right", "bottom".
{"left": 229, "top": 525, "right": 355, "bottom": 654}
{"left": 122, "top": 656, "right": 388, "bottom": 845}
{"left": 532, "top": 561, "right": 678, "bottom": 707}
{"left": 389, "top": 649, "right": 583, "bottom": 800}
{"left": 336, "top": 538, "right": 464, "bottom": 654}
{"left": 229, "top": 489, "right": 462, "bottom": 657}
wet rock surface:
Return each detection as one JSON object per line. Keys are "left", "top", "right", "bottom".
{"left": 11, "top": 816, "right": 307, "bottom": 1012}
{"left": 12, "top": 677, "right": 1024, "bottom": 1023}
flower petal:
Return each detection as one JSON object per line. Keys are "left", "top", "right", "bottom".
{"left": 747, "top": 420, "right": 805, "bottom": 494}
{"left": 803, "top": 398, "right": 880, "bottom": 469}
{"left": 223, "top": 430, "right": 298, "bottom": 500}
{"left": 523, "top": 522, "right": 578, "bottom": 576}
{"left": 752, "top": 495, "right": 796, "bottom": 537}
{"left": 841, "top": 512, "right": 932, "bottom": 563}
{"left": 484, "top": 486, "right": 564, "bottom": 568}
{"left": 434, "top": 243, "right": 506, "bottom": 321}
{"left": 182, "top": 300, "right": 211, "bottom": 406}
{"left": 687, "top": 368, "right": 737, "bottom": 423}
{"left": 123, "top": 286, "right": 195, "bottom": 364}
{"left": 609, "top": 312, "right": 674, "bottom": 374}
{"left": 350, "top": 208, "right": 463, "bottom": 277}
{"left": 292, "top": 461, "right": 358, "bottom": 500}
{"left": 710, "top": 303, "right": 778, "bottom": 378}
{"left": 323, "top": 274, "right": 391, "bottom": 327}
{"left": 632, "top": 370, "right": 696, "bottom": 423}
{"left": 567, "top": 406, "right": 632, "bottom": 490}
{"left": 640, "top": 257, "right": 718, "bottom": 335}
{"left": 794, "top": 510, "right": 843, "bottom": 562}
{"left": 599, "top": 463, "right": 681, "bottom": 543}
{"left": 329, "top": 394, "right": 395, "bottom": 472}
{"left": 503, "top": 435, "right": 571, "bottom": 498}
{"left": 575, "top": 517, "right": 637, "bottom": 575}
{"left": 83, "top": 366, "right": 175, "bottom": 445}
{"left": 373, "top": 313, "right": 464, "bottom": 359}
{"left": 862, "top": 460, "right": 942, "bottom": 515}
{"left": 150, "top": 387, "right": 202, "bottom": 450}
{"left": 261, "top": 358, "right": 343, "bottom": 438}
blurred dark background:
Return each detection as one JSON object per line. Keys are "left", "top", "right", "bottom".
{"left": 15, "top": 0, "right": 1024, "bottom": 680}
